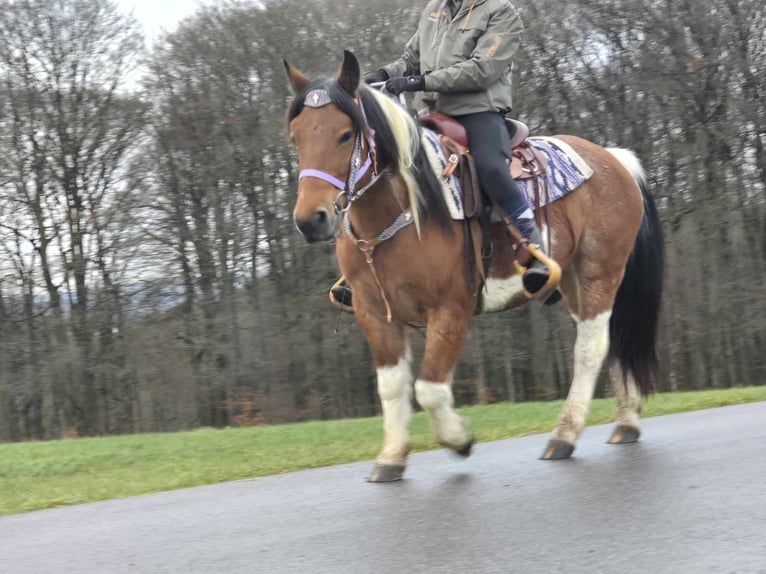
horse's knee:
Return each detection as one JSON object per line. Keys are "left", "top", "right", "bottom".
{"left": 414, "top": 380, "right": 453, "bottom": 410}
{"left": 377, "top": 354, "right": 412, "bottom": 401}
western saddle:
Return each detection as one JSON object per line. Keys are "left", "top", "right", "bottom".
{"left": 419, "top": 112, "right": 548, "bottom": 181}
{"left": 418, "top": 111, "right": 557, "bottom": 301}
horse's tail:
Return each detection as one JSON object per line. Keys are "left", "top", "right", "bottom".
{"left": 605, "top": 148, "right": 665, "bottom": 395}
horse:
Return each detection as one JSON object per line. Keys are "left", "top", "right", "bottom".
{"left": 284, "top": 51, "right": 664, "bottom": 482}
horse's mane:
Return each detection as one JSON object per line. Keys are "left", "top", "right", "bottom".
{"left": 287, "top": 79, "right": 451, "bottom": 233}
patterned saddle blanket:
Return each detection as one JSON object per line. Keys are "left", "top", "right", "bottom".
{"left": 421, "top": 131, "right": 594, "bottom": 220}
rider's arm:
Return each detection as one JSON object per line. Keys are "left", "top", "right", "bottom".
{"left": 381, "top": 29, "right": 421, "bottom": 78}
{"left": 425, "top": 5, "right": 523, "bottom": 93}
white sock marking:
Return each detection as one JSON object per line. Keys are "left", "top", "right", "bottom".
{"left": 555, "top": 311, "right": 612, "bottom": 442}
{"left": 415, "top": 378, "right": 471, "bottom": 449}
{"left": 376, "top": 350, "right": 413, "bottom": 464}
{"left": 610, "top": 363, "right": 641, "bottom": 428}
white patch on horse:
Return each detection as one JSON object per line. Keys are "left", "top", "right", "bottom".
{"left": 415, "top": 377, "right": 471, "bottom": 449}
{"left": 376, "top": 349, "right": 414, "bottom": 465}
{"left": 553, "top": 311, "right": 612, "bottom": 443}
{"left": 610, "top": 362, "right": 641, "bottom": 429}
{"left": 481, "top": 275, "right": 525, "bottom": 312}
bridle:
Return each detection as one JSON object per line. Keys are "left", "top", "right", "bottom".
{"left": 294, "top": 85, "right": 414, "bottom": 323}
{"left": 297, "top": 87, "right": 385, "bottom": 214}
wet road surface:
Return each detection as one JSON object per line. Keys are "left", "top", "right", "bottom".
{"left": 2, "top": 402, "right": 765, "bottom": 573}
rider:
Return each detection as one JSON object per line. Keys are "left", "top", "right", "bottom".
{"left": 331, "top": 0, "right": 560, "bottom": 310}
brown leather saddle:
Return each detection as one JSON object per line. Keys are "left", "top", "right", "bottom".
{"left": 418, "top": 112, "right": 553, "bottom": 296}
{"left": 419, "top": 112, "right": 548, "bottom": 181}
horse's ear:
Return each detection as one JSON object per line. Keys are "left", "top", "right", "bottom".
{"left": 283, "top": 60, "right": 311, "bottom": 94}
{"left": 337, "top": 50, "right": 360, "bottom": 96}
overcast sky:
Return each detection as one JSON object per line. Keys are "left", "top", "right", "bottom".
{"left": 116, "top": 0, "right": 218, "bottom": 42}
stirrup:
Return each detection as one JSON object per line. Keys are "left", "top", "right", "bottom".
{"left": 329, "top": 276, "right": 354, "bottom": 314}
{"left": 522, "top": 243, "right": 562, "bottom": 304}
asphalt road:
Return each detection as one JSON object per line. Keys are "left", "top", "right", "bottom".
{"left": 2, "top": 402, "right": 765, "bottom": 574}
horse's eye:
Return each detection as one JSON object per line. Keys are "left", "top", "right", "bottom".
{"left": 339, "top": 131, "right": 354, "bottom": 145}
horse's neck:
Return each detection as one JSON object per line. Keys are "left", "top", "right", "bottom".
{"left": 346, "top": 175, "right": 410, "bottom": 239}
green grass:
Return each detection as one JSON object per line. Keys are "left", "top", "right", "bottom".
{"left": 1, "top": 387, "right": 764, "bottom": 516}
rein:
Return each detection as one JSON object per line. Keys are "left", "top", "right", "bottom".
{"left": 342, "top": 209, "right": 415, "bottom": 322}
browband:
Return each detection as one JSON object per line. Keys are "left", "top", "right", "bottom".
{"left": 304, "top": 89, "right": 332, "bottom": 108}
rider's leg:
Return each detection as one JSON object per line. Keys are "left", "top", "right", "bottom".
{"left": 453, "top": 111, "right": 559, "bottom": 297}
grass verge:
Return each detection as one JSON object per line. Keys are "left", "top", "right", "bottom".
{"left": 1, "top": 386, "right": 764, "bottom": 516}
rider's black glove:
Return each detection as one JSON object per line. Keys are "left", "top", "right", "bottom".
{"left": 385, "top": 75, "right": 426, "bottom": 96}
{"left": 363, "top": 69, "right": 389, "bottom": 84}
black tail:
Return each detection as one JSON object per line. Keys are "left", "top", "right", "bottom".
{"left": 609, "top": 169, "right": 665, "bottom": 395}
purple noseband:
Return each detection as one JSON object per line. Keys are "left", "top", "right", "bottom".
{"left": 298, "top": 156, "right": 373, "bottom": 191}
{"left": 298, "top": 169, "right": 346, "bottom": 191}
{"left": 296, "top": 88, "right": 381, "bottom": 208}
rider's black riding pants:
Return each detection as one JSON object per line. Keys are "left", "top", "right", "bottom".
{"left": 452, "top": 111, "right": 536, "bottom": 237}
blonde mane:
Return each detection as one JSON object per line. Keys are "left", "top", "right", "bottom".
{"left": 365, "top": 88, "right": 426, "bottom": 234}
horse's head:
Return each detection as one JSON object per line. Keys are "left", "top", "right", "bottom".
{"left": 285, "top": 51, "right": 442, "bottom": 243}
{"left": 284, "top": 51, "right": 368, "bottom": 243}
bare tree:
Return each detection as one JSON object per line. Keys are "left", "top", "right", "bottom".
{"left": 0, "top": 0, "right": 146, "bottom": 437}
{"left": 0, "top": 0, "right": 762, "bottom": 441}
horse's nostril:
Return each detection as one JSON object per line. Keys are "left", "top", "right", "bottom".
{"left": 313, "top": 211, "right": 328, "bottom": 226}
{"left": 294, "top": 209, "right": 335, "bottom": 243}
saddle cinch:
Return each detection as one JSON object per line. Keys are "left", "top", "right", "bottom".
{"left": 418, "top": 112, "right": 550, "bottom": 272}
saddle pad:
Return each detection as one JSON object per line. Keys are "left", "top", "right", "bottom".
{"left": 517, "top": 136, "right": 593, "bottom": 208}
{"left": 421, "top": 128, "right": 464, "bottom": 219}
{"left": 420, "top": 130, "right": 593, "bottom": 220}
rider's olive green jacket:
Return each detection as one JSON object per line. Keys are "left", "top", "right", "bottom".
{"left": 381, "top": 0, "right": 523, "bottom": 117}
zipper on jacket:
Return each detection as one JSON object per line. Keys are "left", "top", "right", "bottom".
{"left": 431, "top": 0, "right": 448, "bottom": 48}
{"left": 433, "top": 1, "right": 478, "bottom": 59}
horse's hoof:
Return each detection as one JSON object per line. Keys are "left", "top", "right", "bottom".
{"left": 368, "top": 463, "right": 406, "bottom": 483}
{"left": 540, "top": 439, "right": 575, "bottom": 460}
{"left": 437, "top": 436, "right": 473, "bottom": 458}
{"left": 608, "top": 425, "right": 641, "bottom": 444}
{"left": 453, "top": 439, "right": 474, "bottom": 458}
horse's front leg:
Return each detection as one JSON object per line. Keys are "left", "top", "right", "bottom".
{"left": 355, "top": 310, "right": 413, "bottom": 482}
{"left": 415, "top": 308, "right": 474, "bottom": 456}
{"left": 542, "top": 308, "right": 612, "bottom": 459}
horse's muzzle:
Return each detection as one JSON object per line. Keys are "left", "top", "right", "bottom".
{"left": 294, "top": 209, "right": 338, "bottom": 243}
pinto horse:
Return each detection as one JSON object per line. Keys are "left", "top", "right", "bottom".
{"left": 284, "top": 51, "right": 664, "bottom": 482}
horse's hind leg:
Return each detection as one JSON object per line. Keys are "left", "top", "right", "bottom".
{"left": 359, "top": 317, "right": 414, "bottom": 482}
{"left": 541, "top": 308, "right": 612, "bottom": 460}
{"left": 607, "top": 362, "right": 642, "bottom": 444}
{"left": 415, "top": 308, "right": 474, "bottom": 456}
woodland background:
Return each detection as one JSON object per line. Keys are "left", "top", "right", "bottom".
{"left": 0, "top": 0, "right": 763, "bottom": 441}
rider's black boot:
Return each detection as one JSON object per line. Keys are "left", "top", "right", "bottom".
{"left": 330, "top": 277, "right": 354, "bottom": 313}
{"left": 521, "top": 227, "right": 562, "bottom": 306}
